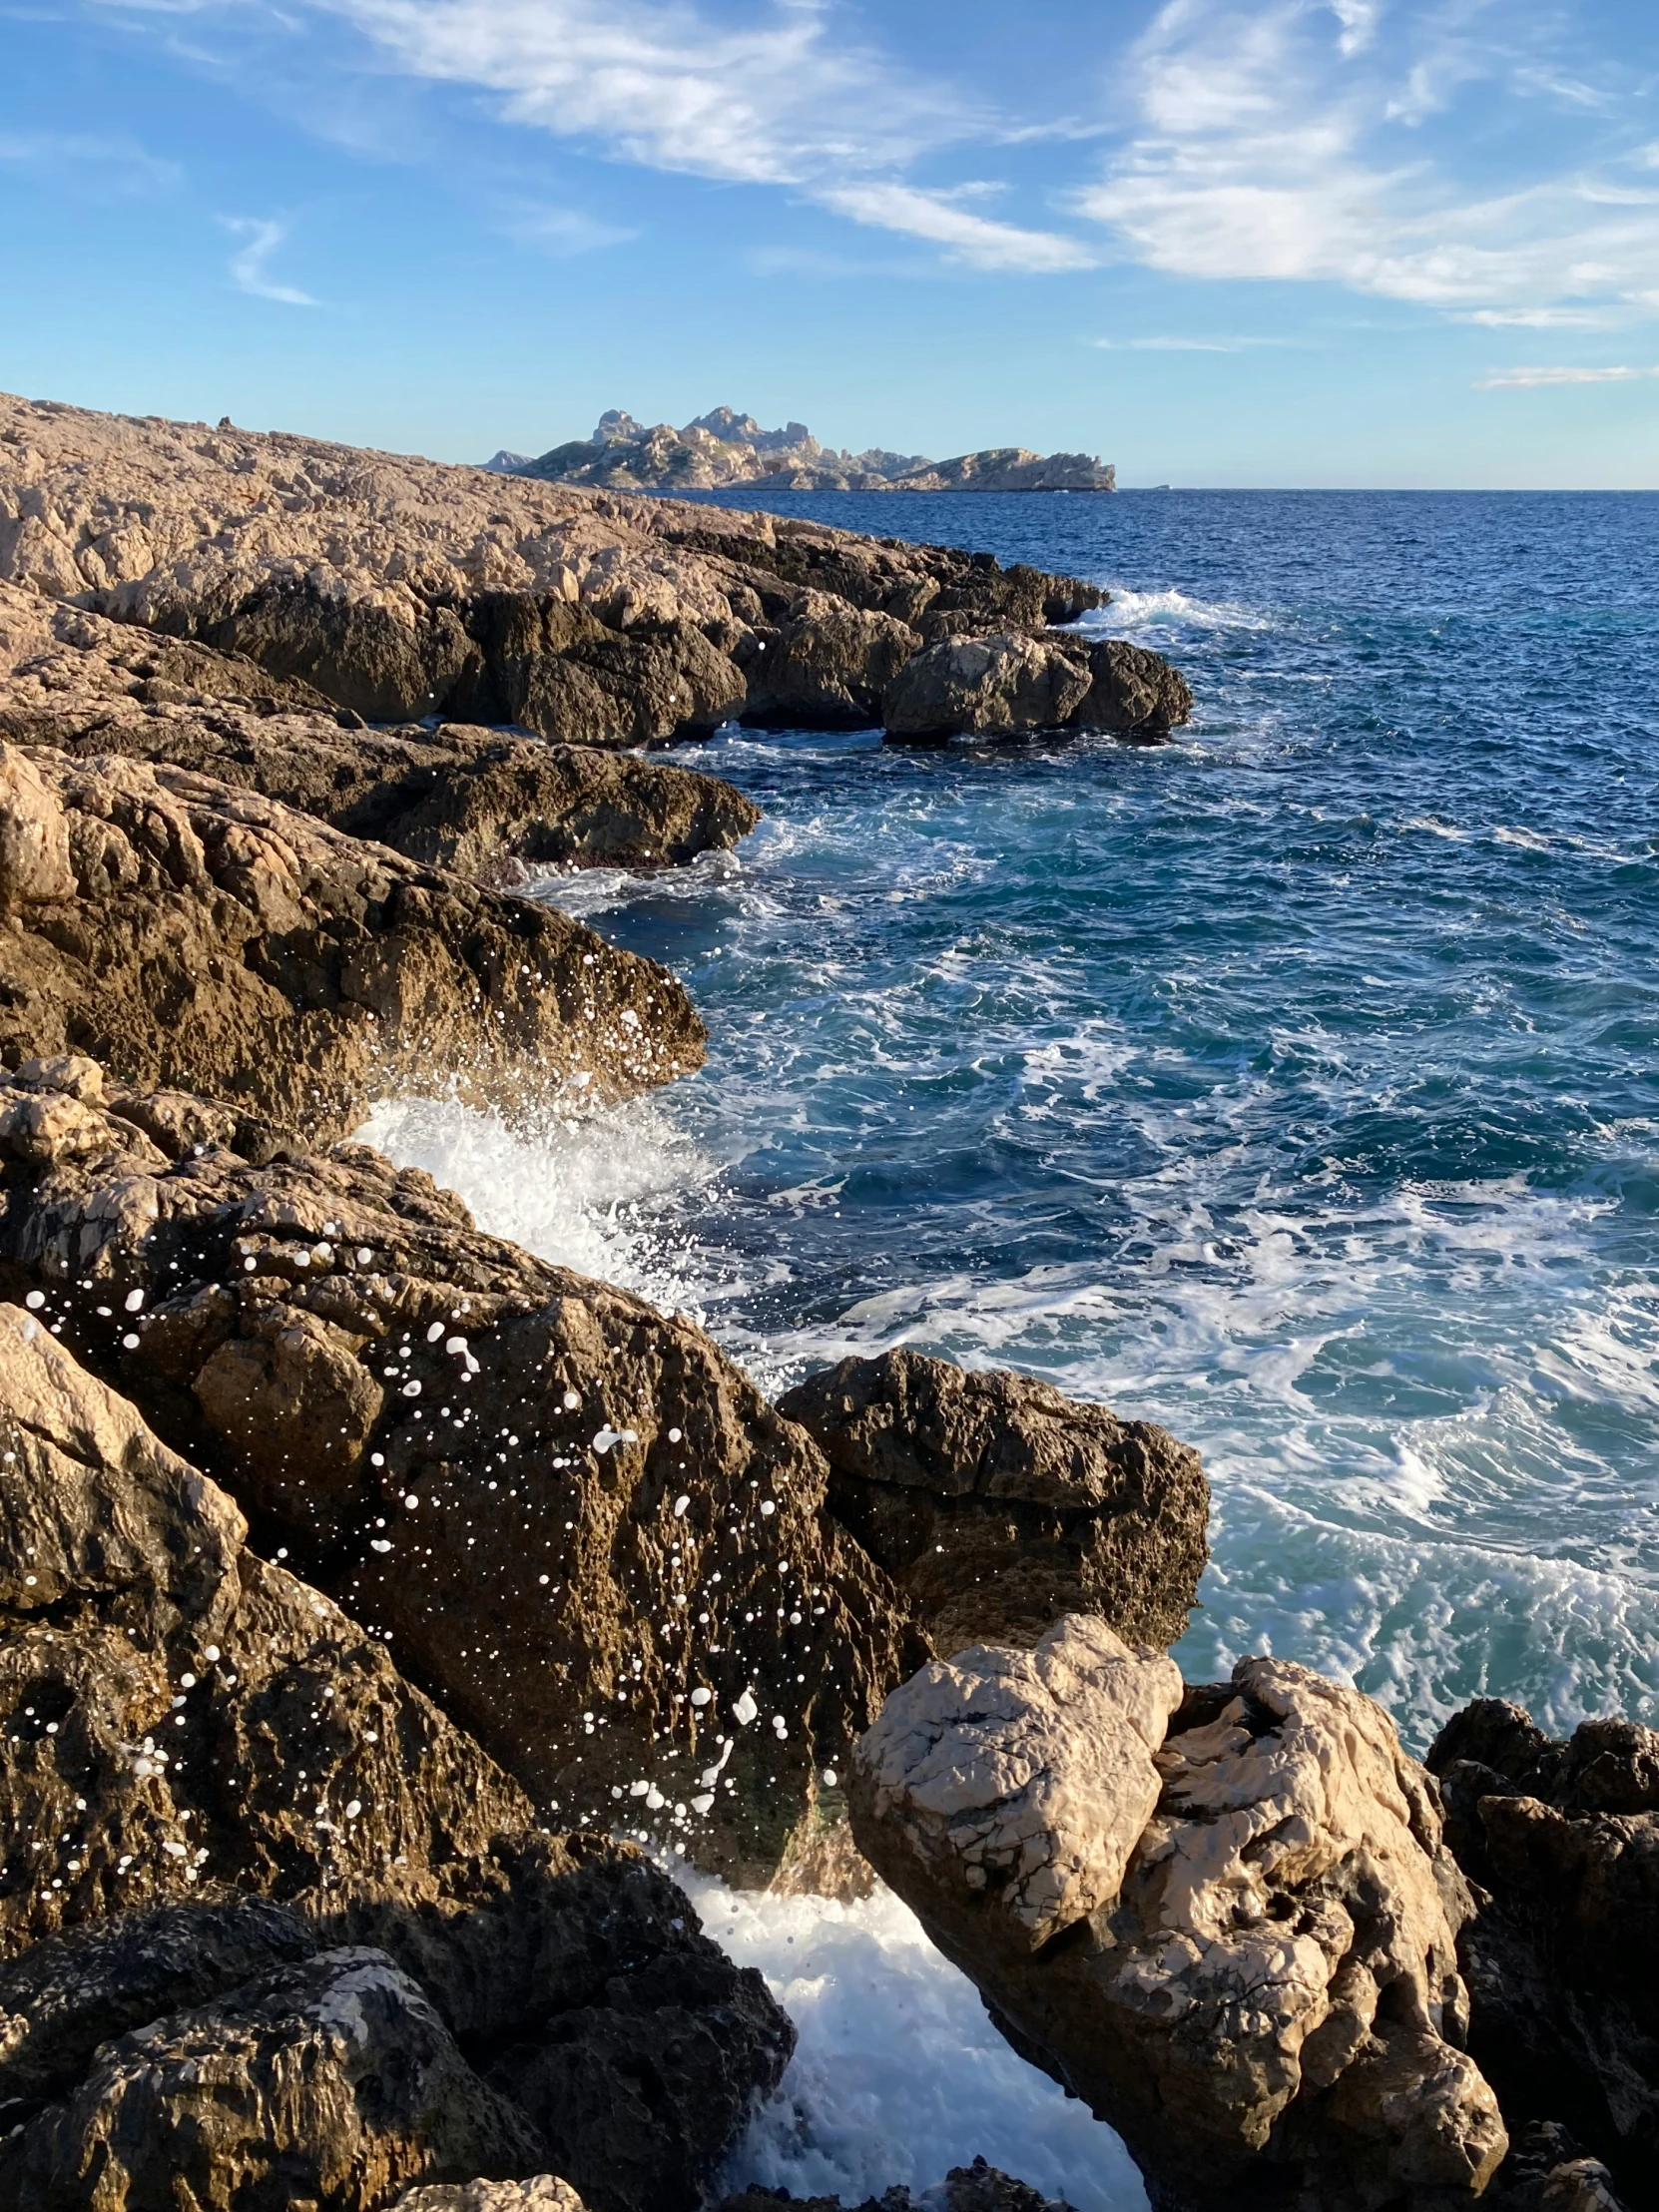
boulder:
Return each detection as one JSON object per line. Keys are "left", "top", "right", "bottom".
{"left": 736, "top": 594, "right": 917, "bottom": 729}
{"left": 1426, "top": 1700, "right": 1659, "bottom": 2204}
{"left": 0, "top": 1946, "right": 542, "bottom": 2212}
{"left": 0, "top": 1058, "right": 925, "bottom": 1880}
{"left": 0, "top": 743, "right": 701, "bottom": 1140}
{"left": 715, "top": 2159, "right": 1080, "bottom": 2212}
{"left": 0, "top": 582, "right": 760, "bottom": 876}
{"left": 851, "top": 1624, "right": 1507, "bottom": 2212}
{"left": 0, "top": 391, "right": 1135, "bottom": 746}
{"left": 0, "top": 1300, "right": 796, "bottom": 2209}
{"left": 779, "top": 1351, "right": 1207, "bottom": 1651}
{"left": 881, "top": 632, "right": 1191, "bottom": 744}
{"left": 396, "top": 2185, "right": 588, "bottom": 2212}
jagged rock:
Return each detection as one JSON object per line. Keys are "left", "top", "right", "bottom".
{"left": 0, "top": 582, "right": 761, "bottom": 875}
{"left": 0, "top": 1945, "right": 543, "bottom": 2212}
{"left": 396, "top": 2183, "right": 587, "bottom": 2212}
{"left": 0, "top": 742, "right": 701, "bottom": 1140}
{"left": 0, "top": 1058, "right": 925, "bottom": 1880}
{"left": 736, "top": 593, "right": 917, "bottom": 729}
{"left": 882, "top": 632, "right": 1192, "bottom": 743}
{"left": 0, "top": 1301, "right": 796, "bottom": 2208}
{"left": 0, "top": 392, "right": 1136, "bottom": 745}
{"left": 1427, "top": 1701, "right": 1659, "bottom": 2205}
{"left": 715, "top": 2158, "right": 1081, "bottom": 2212}
{"left": 851, "top": 1625, "right": 1506, "bottom": 2211}
{"left": 779, "top": 1351, "right": 1207, "bottom": 1652}
{"left": 1485, "top": 2126, "right": 1628, "bottom": 2212}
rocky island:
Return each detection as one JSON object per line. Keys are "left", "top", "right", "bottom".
{"left": 0, "top": 389, "right": 1646, "bottom": 2212}
{"left": 496, "top": 407, "right": 1117, "bottom": 496}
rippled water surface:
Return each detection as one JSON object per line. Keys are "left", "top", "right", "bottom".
{"left": 372, "top": 488, "right": 1659, "bottom": 1752}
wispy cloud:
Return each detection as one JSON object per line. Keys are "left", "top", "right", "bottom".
{"left": 1475, "top": 363, "right": 1658, "bottom": 388}
{"left": 1073, "top": 0, "right": 1659, "bottom": 317}
{"left": 222, "top": 216, "right": 318, "bottom": 304}
{"left": 0, "top": 128, "right": 180, "bottom": 196}
{"left": 817, "top": 183, "right": 1093, "bottom": 274}
{"left": 1091, "top": 332, "right": 1309, "bottom": 350}
{"left": 496, "top": 200, "right": 636, "bottom": 255}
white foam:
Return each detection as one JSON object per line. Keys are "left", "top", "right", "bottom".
{"left": 1071, "top": 586, "right": 1275, "bottom": 638}
{"left": 684, "top": 1871, "right": 1148, "bottom": 2212}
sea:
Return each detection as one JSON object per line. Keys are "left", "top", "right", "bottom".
{"left": 361, "top": 487, "right": 1659, "bottom": 2209}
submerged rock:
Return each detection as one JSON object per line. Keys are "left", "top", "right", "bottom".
{"left": 0, "top": 392, "right": 1165, "bottom": 746}
{"left": 881, "top": 632, "right": 1191, "bottom": 744}
{"left": 0, "top": 582, "right": 760, "bottom": 875}
{"left": 780, "top": 1350, "right": 1207, "bottom": 1652}
{"left": 851, "top": 1621, "right": 1506, "bottom": 2211}
{"left": 0, "top": 1057, "right": 924, "bottom": 1880}
{"left": 1427, "top": 1699, "right": 1659, "bottom": 2204}
{"left": 0, "top": 742, "right": 701, "bottom": 1139}
{"left": 0, "top": 1300, "right": 794, "bottom": 2210}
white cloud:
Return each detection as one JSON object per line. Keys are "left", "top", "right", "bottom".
{"left": 1092, "top": 332, "right": 1312, "bottom": 349}
{"left": 0, "top": 129, "right": 180, "bottom": 195}
{"left": 496, "top": 201, "right": 636, "bottom": 254}
{"left": 1074, "top": 0, "right": 1659, "bottom": 316}
{"left": 817, "top": 184, "right": 1093, "bottom": 273}
{"left": 1475, "top": 363, "right": 1656, "bottom": 388}
{"left": 223, "top": 217, "right": 319, "bottom": 305}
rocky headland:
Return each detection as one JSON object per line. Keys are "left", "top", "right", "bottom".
{"left": 501, "top": 408, "right": 1116, "bottom": 496}
{"left": 0, "top": 388, "right": 1645, "bottom": 2212}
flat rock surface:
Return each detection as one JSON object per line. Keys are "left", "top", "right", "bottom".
{"left": 782, "top": 1351, "right": 1207, "bottom": 1651}
{"left": 0, "top": 739, "right": 701, "bottom": 1140}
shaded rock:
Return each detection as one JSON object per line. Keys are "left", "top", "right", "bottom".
{"left": 715, "top": 2158, "right": 1081, "bottom": 2212}
{"left": 0, "top": 1945, "right": 543, "bottom": 2212}
{"left": 852, "top": 1626, "right": 1506, "bottom": 2211}
{"left": 0, "top": 391, "right": 1132, "bottom": 746}
{"left": 0, "top": 742, "right": 701, "bottom": 1140}
{"left": 1485, "top": 2126, "right": 1628, "bottom": 2212}
{"left": 0, "top": 581, "right": 760, "bottom": 875}
{"left": 0, "top": 1058, "right": 925, "bottom": 1880}
{"left": 396, "top": 2183, "right": 588, "bottom": 2212}
{"left": 881, "top": 632, "right": 1191, "bottom": 743}
{"left": 1426, "top": 1701, "right": 1659, "bottom": 2205}
{"left": 737, "top": 594, "right": 917, "bottom": 729}
{"left": 780, "top": 1351, "right": 1207, "bottom": 1651}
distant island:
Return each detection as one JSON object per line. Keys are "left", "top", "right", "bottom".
{"left": 485, "top": 405, "right": 1116, "bottom": 493}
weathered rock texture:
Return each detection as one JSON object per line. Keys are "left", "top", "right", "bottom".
{"left": 0, "top": 581, "right": 760, "bottom": 875}
{"left": 881, "top": 632, "right": 1192, "bottom": 744}
{"left": 397, "top": 2183, "right": 588, "bottom": 2212}
{"left": 0, "top": 740, "right": 701, "bottom": 1140}
{"left": 0, "top": 393, "right": 1182, "bottom": 746}
{"left": 0, "top": 1297, "right": 794, "bottom": 2211}
{"left": 780, "top": 1351, "right": 1208, "bottom": 1653}
{"left": 715, "top": 2156, "right": 1081, "bottom": 2212}
{"left": 0, "top": 1055, "right": 925, "bottom": 1881}
{"left": 851, "top": 1622, "right": 1506, "bottom": 2212}
{"left": 1427, "top": 1700, "right": 1659, "bottom": 2207}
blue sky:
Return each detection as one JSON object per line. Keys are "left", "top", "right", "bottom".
{"left": 2, "top": 0, "right": 1657, "bottom": 484}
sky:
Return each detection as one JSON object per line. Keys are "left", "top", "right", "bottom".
{"left": 2, "top": 0, "right": 1658, "bottom": 484}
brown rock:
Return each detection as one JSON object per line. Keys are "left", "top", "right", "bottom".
{"left": 0, "top": 743, "right": 702, "bottom": 1140}
{"left": 0, "top": 581, "right": 760, "bottom": 875}
{"left": 396, "top": 2183, "right": 588, "bottom": 2212}
{"left": 0, "top": 1059, "right": 925, "bottom": 1880}
{"left": 881, "top": 631, "right": 1191, "bottom": 744}
{"left": 779, "top": 1351, "right": 1207, "bottom": 1651}
{"left": 714, "top": 2159, "right": 1080, "bottom": 2212}
{"left": 851, "top": 1625, "right": 1506, "bottom": 2211}
{"left": 0, "top": 1945, "right": 543, "bottom": 2212}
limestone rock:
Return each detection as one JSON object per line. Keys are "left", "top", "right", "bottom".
{"left": 881, "top": 632, "right": 1191, "bottom": 743}
{"left": 715, "top": 2158, "right": 1080, "bottom": 2212}
{"left": 0, "top": 1946, "right": 543, "bottom": 2212}
{"left": 395, "top": 2183, "right": 588, "bottom": 2212}
{"left": 0, "top": 581, "right": 760, "bottom": 875}
{"left": 1427, "top": 1700, "right": 1659, "bottom": 2203}
{"left": 0, "top": 391, "right": 1131, "bottom": 745}
{"left": 1484, "top": 2125, "right": 1628, "bottom": 2212}
{"left": 0, "top": 1059, "right": 925, "bottom": 1880}
{"left": 0, "top": 742, "right": 702, "bottom": 1140}
{"left": 737, "top": 593, "right": 917, "bottom": 729}
{"left": 779, "top": 1351, "right": 1208, "bottom": 1651}
{"left": 852, "top": 1635, "right": 1506, "bottom": 2211}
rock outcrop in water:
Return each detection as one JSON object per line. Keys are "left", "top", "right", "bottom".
{"left": 1427, "top": 1700, "right": 1659, "bottom": 2206}
{"left": 0, "top": 740, "right": 701, "bottom": 1141}
{"left": 0, "top": 393, "right": 1183, "bottom": 746}
{"left": 779, "top": 1350, "right": 1208, "bottom": 1652}
{"left": 881, "top": 631, "right": 1192, "bottom": 743}
{"left": 0, "top": 1297, "right": 793, "bottom": 2212}
{"left": 850, "top": 1620, "right": 1507, "bottom": 2212}
{"left": 0, "top": 1054, "right": 925, "bottom": 1881}
{"left": 0, "top": 582, "right": 760, "bottom": 875}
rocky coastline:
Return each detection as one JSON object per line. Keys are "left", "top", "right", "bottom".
{"left": 0, "top": 392, "right": 1648, "bottom": 2212}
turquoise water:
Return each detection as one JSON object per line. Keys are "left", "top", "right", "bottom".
{"left": 403, "top": 490, "right": 1659, "bottom": 1754}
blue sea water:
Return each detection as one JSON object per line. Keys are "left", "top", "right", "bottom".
{"left": 377, "top": 489, "right": 1659, "bottom": 1756}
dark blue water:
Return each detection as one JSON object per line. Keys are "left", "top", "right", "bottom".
{"left": 378, "top": 490, "right": 1659, "bottom": 1751}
